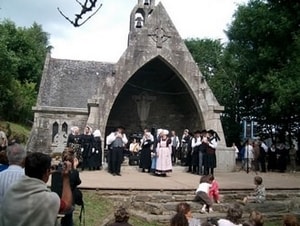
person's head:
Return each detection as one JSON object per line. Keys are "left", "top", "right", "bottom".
{"left": 161, "top": 129, "right": 169, "bottom": 138}
{"left": 283, "top": 214, "right": 299, "bottom": 226}
{"left": 25, "top": 152, "right": 52, "bottom": 182}
{"left": 6, "top": 143, "right": 26, "bottom": 166}
{"left": 62, "top": 152, "right": 75, "bottom": 168}
{"left": 242, "top": 221, "right": 254, "bottom": 226}
{"left": 85, "top": 126, "right": 92, "bottom": 135}
{"left": 93, "top": 129, "right": 101, "bottom": 138}
{"left": 249, "top": 210, "right": 264, "bottom": 226}
{"left": 171, "top": 130, "right": 176, "bottom": 136}
{"left": 170, "top": 212, "right": 189, "bottom": 226}
{"left": 0, "top": 151, "right": 8, "bottom": 165}
{"left": 116, "top": 126, "right": 125, "bottom": 134}
{"left": 200, "top": 175, "right": 210, "bottom": 183}
{"left": 208, "top": 174, "right": 215, "bottom": 183}
{"left": 226, "top": 203, "right": 243, "bottom": 224}
{"left": 183, "top": 129, "right": 189, "bottom": 135}
{"left": 114, "top": 206, "right": 130, "bottom": 223}
{"left": 194, "top": 130, "right": 201, "bottom": 138}
{"left": 176, "top": 202, "right": 192, "bottom": 218}
{"left": 254, "top": 176, "right": 263, "bottom": 186}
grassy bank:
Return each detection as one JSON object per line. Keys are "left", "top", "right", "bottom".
{"left": 0, "top": 121, "right": 30, "bottom": 144}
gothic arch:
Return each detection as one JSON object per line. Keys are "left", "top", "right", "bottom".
{"left": 105, "top": 56, "right": 203, "bottom": 137}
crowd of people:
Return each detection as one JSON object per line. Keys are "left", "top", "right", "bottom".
{"left": 237, "top": 138, "right": 298, "bottom": 174}
{"left": 66, "top": 126, "right": 103, "bottom": 171}
{"left": 0, "top": 126, "right": 299, "bottom": 226}
{"left": 119, "top": 128, "right": 221, "bottom": 177}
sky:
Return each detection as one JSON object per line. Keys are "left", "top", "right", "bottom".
{"left": 0, "top": 0, "right": 248, "bottom": 62}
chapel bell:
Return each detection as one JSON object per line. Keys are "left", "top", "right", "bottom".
{"left": 135, "top": 17, "right": 143, "bottom": 28}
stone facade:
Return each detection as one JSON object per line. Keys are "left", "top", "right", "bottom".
{"left": 27, "top": 0, "right": 235, "bottom": 171}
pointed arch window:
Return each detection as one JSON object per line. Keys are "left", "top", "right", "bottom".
{"left": 52, "top": 122, "right": 59, "bottom": 142}
{"left": 62, "top": 122, "right": 68, "bottom": 134}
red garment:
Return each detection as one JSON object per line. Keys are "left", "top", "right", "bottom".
{"left": 209, "top": 180, "right": 220, "bottom": 202}
{"left": 59, "top": 200, "right": 67, "bottom": 213}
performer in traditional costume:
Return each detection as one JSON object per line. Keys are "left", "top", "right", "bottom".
{"left": 203, "top": 129, "right": 220, "bottom": 175}
{"left": 155, "top": 129, "right": 172, "bottom": 176}
{"left": 80, "top": 126, "right": 94, "bottom": 171}
{"left": 106, "top": 126, "right": 128, "bottom": 176}
{"left": 139, "top": 129, "right": 154, "bottom": 173}
{"left": 91, "top": 129, "right": 102, "bottom": 170}
{"left": 180, "top": 129, "right": 190, "bottom": 166}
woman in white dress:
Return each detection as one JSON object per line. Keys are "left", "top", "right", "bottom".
{"left": 155, "top": 129, "right": 172, "bottom": 176}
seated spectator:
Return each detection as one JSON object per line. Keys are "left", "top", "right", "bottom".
{"left": 218, "top": 203, "right": 243, "bottom": 226}
{"left": 249, "top": 210, "right": 264, "bottom": 226}
{"left": 283, "top": 214, "right": 299, "bottom": 226}
{"left": 243, "top": 176, "right": 266, "bottom": 204}
{"left": 170, "top": 212, "right": 189, "bottom": 226}
{"left": 51, "top": 150, "right": 81, "bottom": 226}
{"left": 0, "top": 143, "right": 26, "bottom": 204}
{"left": 0, "top": 152, "right": 73, "bottom": 226}
{"left": 108, "top": 206, "right": 133, "bottom": 226}
{"left": 0, "top": 151, "right": 9, "bottom": 172}
{"left": 176, "top": 202, "right": 201, "bottom": 226}
{"left": 0, "top": 131, "right": 8, "bottom": 151}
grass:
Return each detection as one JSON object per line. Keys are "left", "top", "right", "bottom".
{"left": 0, "top": 121, "right": 31, "bottom": 144}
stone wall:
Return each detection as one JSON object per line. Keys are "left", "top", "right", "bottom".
{"left": 91, "top": 189, "right": 300, "bottom": 224}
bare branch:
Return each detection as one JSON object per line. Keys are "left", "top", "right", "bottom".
{"left": 58, "top": 0, "right": 102, "bottom": 27}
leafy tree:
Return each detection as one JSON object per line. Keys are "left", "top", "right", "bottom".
{"left": 0, "top": 19, "right": 49, "bottom": 123}
{"left": 225, "top": 0, "right": 300, "bottom": 142}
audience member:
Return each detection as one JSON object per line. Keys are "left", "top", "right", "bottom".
{"left": 108, "top": 206, "right": 133, "bottom": 226}
{"left": 283, "top": 214, "right": 299, "bottom": 226}
{"left": 0, "top": 131, "right": 8, "bottom": 151}
{"left": 170, "top": 212, "right": 189, "bottom": 226}
{"left": 218, "top": 203, "right": 243, "bottom": 226}
{"left": 195, "top": 175, "right": 213, "bottom": 213}
{"left": 0, "top": 151, "right": 9, "bottom": 172}
{"left": 176, "top": 202, "right": 201, "bottom": 226}
{"left": 0, "top": 143, "right": 26, "bottom": 204}
{"left": 51, "top": 150, "right": 82, "bottom": 226}
{"left": 0, "top": 152, "right": 72, "bottom": 226}
{"left": 243, "top": 176, "right": 266, "bottom": 204}
{"left": 249, "top": 210, "right": 264, "bottom": 226}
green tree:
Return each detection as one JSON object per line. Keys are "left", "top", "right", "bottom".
{"left": 225, "top": 0, "right": 300, "bottom": 141}
{"left": 0, "top": 19, "right": 49, "bottom": 123}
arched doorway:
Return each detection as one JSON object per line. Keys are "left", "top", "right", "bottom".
{"left": 105, "top": 57, "right": 202, "bottom": 138}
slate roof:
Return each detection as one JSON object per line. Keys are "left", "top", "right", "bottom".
{"left": 38, "top": 57, "right": 114, "bottom": 109}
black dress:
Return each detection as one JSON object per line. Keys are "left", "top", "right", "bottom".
{"left": 139, "top": 139, "right": 153, "bottom": 172}
{"left": 80, "top": 134, "right": 94, "bottom": 170}
{"left": 90, "top": 136, "right": 102, "bottom": 170}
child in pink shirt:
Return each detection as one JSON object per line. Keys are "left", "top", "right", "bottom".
{"left": 208, "top": 175, "right": 220, "bottom": 203}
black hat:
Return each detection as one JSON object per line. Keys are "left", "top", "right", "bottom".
{"left": 194, "top": 130, "right": 201, "bottom": 134}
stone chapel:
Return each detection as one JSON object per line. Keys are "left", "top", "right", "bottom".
{"left": 27, "top": 0, "right": 235, "bottom": 171}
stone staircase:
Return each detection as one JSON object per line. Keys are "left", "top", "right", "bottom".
{"left": 94, "top": 189, "right": 300, "bottom": 224}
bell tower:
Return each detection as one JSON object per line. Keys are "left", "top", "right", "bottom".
{"left": 128, "top": 0, "right": 155, "bottom": 46}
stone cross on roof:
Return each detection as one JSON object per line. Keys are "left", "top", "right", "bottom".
{"left": 148, "top": 21, "right": 171, "bottom": 48}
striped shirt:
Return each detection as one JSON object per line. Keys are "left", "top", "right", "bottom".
{"left": 0, "top": 165, "right": 24, "bottom": 204}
